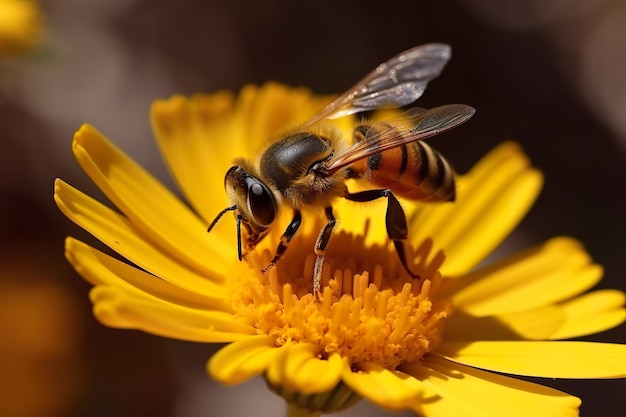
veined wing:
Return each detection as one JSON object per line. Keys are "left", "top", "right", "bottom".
{"left": 316, "top": 104, "right": 475, "bottom": 176}
{"left": 302, "top": 43, "right": 452, "bottom": 126}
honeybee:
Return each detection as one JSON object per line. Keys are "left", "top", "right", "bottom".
{"left": 208, "top": 43, "right": 475, "bottom": 293}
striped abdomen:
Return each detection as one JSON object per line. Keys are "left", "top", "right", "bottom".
{"left": 350, "top": 124, "right": 456, "bottom": 202}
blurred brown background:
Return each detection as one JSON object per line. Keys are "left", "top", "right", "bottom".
{"left": 1, "top": 0, "right": 625, "bottom": 416}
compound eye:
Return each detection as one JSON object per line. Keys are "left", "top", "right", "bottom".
{"left": 247, "top": 180, "right": 275, "bottom": 226}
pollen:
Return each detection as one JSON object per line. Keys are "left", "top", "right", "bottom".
{"left": 227, "top": 225, "right": 452, "bottom": 369}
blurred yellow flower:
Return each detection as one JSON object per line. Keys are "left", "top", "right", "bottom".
{"left": 0, "top": 0, "right": 43, "bottom": 57}
{"left": 0, "top": 246, "right": 84, "bottom": 417}
{"left": 55, "top": 83, "right": 626, "bottom": 417}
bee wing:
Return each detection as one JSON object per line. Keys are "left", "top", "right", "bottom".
{"left": 318, "top": 104, "right": 475, "bottom": 176}
{"left": 302, "top": 43, "right": 453, "bottom": 127}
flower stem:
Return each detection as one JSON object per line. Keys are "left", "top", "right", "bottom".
{"left": 286, "top": 402, "right": 321, "bottom": 417}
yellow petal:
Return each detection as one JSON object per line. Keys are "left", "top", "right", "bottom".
{"left": 551, "top": 290, "right": 626, "bottom": 339}
{"left": 72, "top": 124, "right": 232, "bottom": 271}
{"left": 65, "top": 237, "right": 230, "bottom": 312}
{"left": 333, "top": 194, "right": 389, "bottom": 247}
{"left": 284, "top": 351, "right": 344, "bottom": 394}
{"left": 446, "top": 290, "right": 625, "bottom": 342}
{"left": 151, "top": 93, "right": 239, "bottom": 233}
{"left": 448, "top": 237, "right": 602, "bottom": 316}
{"left": 265, "top": 343, "right": 344, "bottom": 394}
{"left": 444, "top": 306, "right": 566, "bottom": 341}
{"left": 208, "top": 335, "right": 281, "bottom": 385}
{"left": 55, "top": 179, "right": 225, "bottom": 292}
{"left": 411, "top": 142, "right": 531, "bottom": 242}
{"left": 402, "top": 356, "right": 580, "bottom": 417}
{"left": 490, "top": 307, "right": 564, "bottom": 340}
{"left": 240, "top": 82, "right": 320, "bottom": 144}
{"left": 341, "top": 361, "right": 423, "bottom": 410}
{"left": 90, "top": 286, "right": 254, "bottom": 342}
{"left": 411, "top": 142, "right": 543, "bottom": 276}
{"left": 265, "top": 343, "right": 319, "bottom": 390}
{"left": 436, "top": 341, "right": 626, "bottom": 378}
{"left": 228, "top": 83, "right": 328, "bottom": 154}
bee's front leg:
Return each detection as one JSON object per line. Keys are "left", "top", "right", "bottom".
{"left": 262, "top": 210, "right": 302, "bottom": 274}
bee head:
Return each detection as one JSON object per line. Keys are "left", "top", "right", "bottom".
{"left": 208, "top": 165, "right": 277, "bottom": 261}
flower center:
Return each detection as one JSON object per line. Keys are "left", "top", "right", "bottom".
{"left": 227, "top": 222, "right": 452, "bottom": 369}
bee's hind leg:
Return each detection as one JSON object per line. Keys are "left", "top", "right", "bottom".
{"left": 345, "top": 189, "right": 419, "bottom": 279}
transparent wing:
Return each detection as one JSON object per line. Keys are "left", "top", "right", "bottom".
{"left": 302, "top": 43, "right": 452, "bottom": 126}
{"left": 318, "top": 104, "right": 475, "bottom": 176}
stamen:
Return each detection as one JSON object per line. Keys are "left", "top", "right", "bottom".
{"left": 352, "top": 273, "right": 368, "bottom": 298}
{"left": 342, "top": 269, "right": 353, "bottom": 295}
{"left": 372, "top": 264, "right": 383, "bottom": 290}
{"left": 227, "top": 229, "right": 452, "bottom": 368}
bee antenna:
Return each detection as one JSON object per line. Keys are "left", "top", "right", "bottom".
{"left": 207, "top": 205, "right": 237, "bottom": 233}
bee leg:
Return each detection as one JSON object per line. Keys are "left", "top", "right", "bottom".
{"left": 261, "top": 210, "right": 302, "bottom": 274}
{"left": 312, "top": 207, "right": 336, "bottom": 295}
{"left": 235, "top": 214, "right": 244, "bottom": 261}
{"left": 345, "top": 189, "right": 419, "bottom": 279}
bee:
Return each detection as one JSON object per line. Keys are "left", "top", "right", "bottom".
{"left": 208, "top": 43, "right": 475, "bottom": 293}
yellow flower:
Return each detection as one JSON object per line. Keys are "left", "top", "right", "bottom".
{"left": 0, "top": 0, "right": 43, "bottom": 57}
{"left": 55, "top": 83, "right": 626, "bottom": 417}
